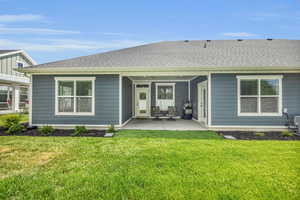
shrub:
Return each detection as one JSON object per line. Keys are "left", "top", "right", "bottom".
{"left": 255, "top": 132, "right": 265, "bottom": 137}
{"left": 107, "top": 124, "right": 116, "bottom": 133}
{"left": 281, "top": 131, "right": 293, "bottom": 137}
{"left": 72, "top": 126, "right": 87, "bottom": 136}
{"left": 3, "top": 114, "right": 21, "bottom": 129}
{"left": 6, "top": 123, "right": 25, "bottom": 135}
{"left": 38, "top": 125, "right": 54, "bottom": 136}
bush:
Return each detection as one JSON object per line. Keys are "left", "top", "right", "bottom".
{"left": 3, "top": 114, "right": 21, "bottom": 129}
{"left": 255, "top": 132, "right": 265, "bottom": 137}
{"left": 72, "top": 126, "right": 87, "bottom": 136}
{"left": 38, "top": 125, "right": 54, "bottom": 136}
{"left": 281, "top": 131, "right": 293, "bottom": 137}
{"left": 6, "top": 123, "right": 25, "bottom": 135}
{"left": 107, "top": 124, "right": 116, "bottom": 133}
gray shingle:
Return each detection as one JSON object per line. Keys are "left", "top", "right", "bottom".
{"left": 26, "top": 39, "right": 300, "bottom": 69}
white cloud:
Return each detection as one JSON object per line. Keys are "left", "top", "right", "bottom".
{"left": 0, "top": 14, "right": 45, "bottom": 22}
{"left": 222, "top": 32, "right": 258, "bottom": 37}
{"left": 0, "top": 38, "right": 144, "bottom": 52}
{"left": 0, "top": 25, "right": 80, "bottom": 34}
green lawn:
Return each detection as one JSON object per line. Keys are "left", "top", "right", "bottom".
{"left": 0, "top": 114, "right": 28, "bottom": 126}
{"left": 0, "top": 130, "right": 299, "bottom": 200}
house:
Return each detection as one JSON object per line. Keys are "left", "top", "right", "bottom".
{"left": 0, "top": 50, "right": 36, "bottom": 114}
{"left": 21, "top": 39, "right": 300, "bottom": 130}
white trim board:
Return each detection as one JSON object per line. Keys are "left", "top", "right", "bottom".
{"left": 119, "top": 75, "right": 122, "bottom": 125}
{"left": 208, "top": 125, "right": 287, "bottom": 131}
{"left": 32, "top": 124, "right": 122, "bottom": 129}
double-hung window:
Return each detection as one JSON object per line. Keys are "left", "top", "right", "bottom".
{"left": 237, "top": 75, "right": 282, "bottom": 116}
{"left": 55, "top": 77, "right": 95, "bottom": 115}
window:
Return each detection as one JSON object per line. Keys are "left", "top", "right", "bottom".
{"left": 156, "top": 83, "right": 175, "bottom": 111}
{"left": 19, "top": 87, "right": 28, "bottom": 109}
{"left": 55, "top": 77, "right": 95, "bottom": 115}
{"left": 237, "top": 75, "right": 282, "bottom": 116}
{"left": 0, "top": 86, "right": 13, "bottom": 111}
{"left": 157, "top": 85, "right": 173, "bottom": 100}
{"left": 16, "top": 61, "right": 24, "bottom": 68}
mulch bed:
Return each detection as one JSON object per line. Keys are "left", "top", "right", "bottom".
{"left": 0, "top": 123, "right": 106, "bottom": 137}
{"left": 218, "top": 131, "right": 300, "bottom": 140}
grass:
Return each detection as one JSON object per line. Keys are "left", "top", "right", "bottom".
{"left": 0, "top": 130, "right": 299, "bottom": 200}
{"left": 0, "top": 113, "right": 28, "bottom": 127}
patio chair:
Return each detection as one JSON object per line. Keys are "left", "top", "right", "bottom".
{"left": 283, "top": 111, "right": 300, "bottom": 136}
{"left": 152, "top": 106, "right": 163, "bottom": 120}
{"left": 167, "top": 106, "right": 177, "bottom": 121}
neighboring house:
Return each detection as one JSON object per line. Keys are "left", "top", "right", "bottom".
{"left": 21, "top": 39, "right": 300, "bottom": 130}
{"left": 0, "top": 50, "right": 36, "bottom": 114}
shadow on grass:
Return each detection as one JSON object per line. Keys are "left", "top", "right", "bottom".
{"left": 117, "top": 130, "right": 223, "bottom": 140}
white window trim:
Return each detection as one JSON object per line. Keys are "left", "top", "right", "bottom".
{"left": 55, "top": 77, "right": 95, "bottom": 116}
{"left": 155, "top": 83, "right": 175, "bottom": 110}
{"left": 237, "top": 75, "right": 283, "bottom": 117}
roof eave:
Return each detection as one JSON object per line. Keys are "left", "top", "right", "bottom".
{"left": 19, "top": 66, "right": 300, "bottom": 74}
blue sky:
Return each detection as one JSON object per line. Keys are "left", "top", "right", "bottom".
{"left": 0, "top": 0, "right": 299, "bottom": 63}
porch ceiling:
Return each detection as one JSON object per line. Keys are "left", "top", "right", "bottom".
{"left": 128, "top": 76, "right": 198, "bottom": 81}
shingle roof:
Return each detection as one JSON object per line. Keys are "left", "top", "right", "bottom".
{"left": 26, "top": 39, "right": 300, "bottom": 70}
{"left": 0, "top": 50, "right": 19, "bottom": 55}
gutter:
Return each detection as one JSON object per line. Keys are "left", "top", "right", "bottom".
{"left": 19, "top": 66, "right": 300, "bottom": 74}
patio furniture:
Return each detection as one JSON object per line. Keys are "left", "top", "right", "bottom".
{"left": 283, "top": 111, "right": 300, "bottom": 135}
{"left": 183, "top": 101, "right": 192, "bottom": 120}
{"left": 152, "top": 106, "right": 163, "bottom": 120}
{"left": 167, "top": 106, "right": 177, "bottom": 120}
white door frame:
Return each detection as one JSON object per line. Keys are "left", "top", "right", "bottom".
{"left": 198, "top": 81, "right": 208, "bottom": 124}
{"left": 134, "top": 83, "right": 151, "bottom": 117}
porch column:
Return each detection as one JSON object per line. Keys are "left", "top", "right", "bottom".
{"left": 14, "top": 85, "right": 20, "bottom": 112}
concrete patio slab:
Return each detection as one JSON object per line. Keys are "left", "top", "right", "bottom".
{"left": 122, "top": 119, "right": 207, "bottom": 130}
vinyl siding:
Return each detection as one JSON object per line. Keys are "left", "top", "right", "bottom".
{"left": 151, "top": 82, "right": 189, "bottom": 117}
{"left": 211, "top": 73, "right": 300, "bottom": 126}
{"left": 122, "top": 77, "right": 133, "bottom": 123}
{"left": 0, "top": 53, "right": 31, "bottom": 77}
{"left": 32, "top": 74, "right": 119, "bottom": 125}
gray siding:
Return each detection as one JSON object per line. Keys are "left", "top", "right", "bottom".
{"left": 151, "top": 82, "right": 189, "bottom": 116}
{"left": 32, "top": 74, "right": 119, "bottom": 125}
{"left": 211, "top": 73, "right": 300, "bottom": 126}
{"left": 0, "top": 53, "right": 31, "bottom": 77}
{"left": 122, "top": 77, "right": 133, "bottom": 123}
{"left": 190, "top": 76, "right": 207, "bottom": 119}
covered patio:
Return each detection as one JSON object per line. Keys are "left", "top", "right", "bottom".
{"left": 121, "top": 75, "right": 209, "bottom": 129}
{"left": 122, "top": 119, "right": 207, "bottom": 130}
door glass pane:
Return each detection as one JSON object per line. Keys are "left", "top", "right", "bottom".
{"left": 261, "top": 79, "right": 279, "bottom": 95}
{"left": 58, "top": 97, "right": 74, "bottom": 112}
{"left": 76, "top": 97, "right": 92, "bottom": 112}
{"left": 261, "top": 97, "right": 278, "bottom": 113}
{"left": 59, "top": 81, "right": 74, "bottom": 96}
{"left": 139, "top": 92, "right": 146, "bottom": 100}
{"left": 241, "top": 80, "right": 258, "bottom": 95}
{"left": 240, "top": 97, "right": 258, "bottom": 113}
{"left": 76, "top": 81, "right": 92, "bottom": 96}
